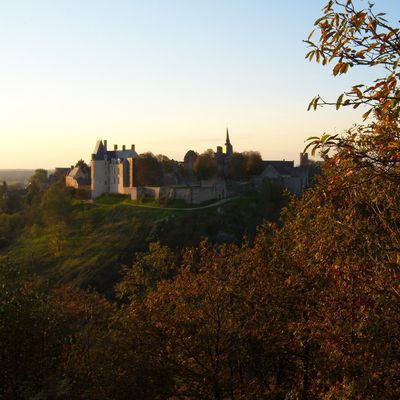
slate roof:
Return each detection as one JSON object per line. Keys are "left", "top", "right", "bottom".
{"left": 75, "top": 177, "right": 91, "bottom": 186}
{"left": 114, "top": 149, "right": 138, "bottom": 159}
{"left": 93, "top": 140, "right": 106, "bottom": 160}
{"left": 262, "top": 160, "right": 294, "bottom": 176}
{"left": 93, "top": 140, "right": 138, "bottom": 161}
{"left": 68, "top": 167, "right": 80, "bottom": 178}
{"left": 263, "top": 160, "right": 294, "bottom": 168}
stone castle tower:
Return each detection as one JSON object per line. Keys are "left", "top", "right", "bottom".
{"left": 91, "top": 139, "right": 137, "bottom": 198}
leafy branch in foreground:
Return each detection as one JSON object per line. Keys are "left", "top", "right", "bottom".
{"left": 305, "top": 0, "right": 400, "bottom": 174}
{"left": 306, "top": 0, "right": 400, "bottom": 120}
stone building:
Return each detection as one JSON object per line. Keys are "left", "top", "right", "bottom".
{"left": 183, "top": 150, "right": 198, "bottom": 182}
{"left": 91, "top": 140, "right": 138, "bottom": 198}
{"left": 88, "top": 133, "right": 312, "bottom": 201}
{"left": 66, "top": 165, "right": 91, "bottom": 189}
{"left": 131, "top": 180, "right": 227, "bottom": 205}
{"left": 252, "top": 156, "right": 310, "bottom": 196}
{"left": 183, "top": 129, "right": 233, "bottom": 181}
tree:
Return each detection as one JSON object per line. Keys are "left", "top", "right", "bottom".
{"left": 0, "top": 181, "right": 7, "bottom": 203}
{"left": 0, "top": 213, "right": 23, "bottom": 249}
{"left": 156, "top": 154, "right": 175, "bottom": 173}
{"left": 41, "top": 182, "right": 72, "bottom": 225}
{"left": 243, "top": 151, "right": 264, "bottom": 177}
{"left": 135, "top": 152, "right": 163, "bottom": 186}
{"left": 0, "top": 181, "right": 22, "bottom": 214}
{"left": 0, "top": 264, "right": 66, "bottom": 399}
{"left": 140, "top": 242, "right": 268, "bottom": 399}
{"left": 116, "top": 242, "right": 177, "bottom": 302}
{"left": 26, "top": 169, "right": 48, "bottom": 205}
{"left": 259, "top": 166, "right": 400, "bottom": 398}
{"left": 306, "top": 0, "right": 400, "bottom": 120}
{"left": 75, "top": 159, "right": 90, "bottom": 174}
{"left": 305, "top": 0, "right": 400, "bottom": 176}
{"left": 193, "top": 149, "right": 217, "bottom": 180}
{"left": 51, "top": 286, "right": 116, "bottom": 399}
{"left": 229, "top": 152, "right": 246, "bottom": 180}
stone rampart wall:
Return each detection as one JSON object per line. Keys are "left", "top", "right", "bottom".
{"left": 131, "top": 182, "right": 228, "bottom": 204}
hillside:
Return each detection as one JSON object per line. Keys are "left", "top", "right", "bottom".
{"left": 0, "top": 190, "right": 286, "bottom": 294}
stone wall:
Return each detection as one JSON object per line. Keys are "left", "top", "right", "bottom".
{"left": 131, "top": 182, "right": 228, "bottom": 204}
{"left": 131, "top": 186, "right": 165, "bottom": 201}
{"left": 65, "top": 176, "right": 79, "bottom": 189}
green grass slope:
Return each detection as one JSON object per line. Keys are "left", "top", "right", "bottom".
{"left": 0, "top": 190, "right": 286, "bottom": 294}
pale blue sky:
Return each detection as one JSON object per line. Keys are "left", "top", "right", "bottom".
{"left": 0, "top": 0, "right": 398, "bottom": 168}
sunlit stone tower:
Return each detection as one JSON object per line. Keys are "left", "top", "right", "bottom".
{"left": 91, "top": 139, "right": 138, "bottom": 198}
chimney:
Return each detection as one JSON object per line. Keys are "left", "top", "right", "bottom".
{"left": 104, "top": 140, "right": 107, "bottom": 150}
{"left": 122, "top": 145, "right": 126, "bottom": 150}
{"left": 114, "top": 144, "right": 118, "bottom": 150}
{"left": 131, "top": 144, "right": 135, "bottom": 151}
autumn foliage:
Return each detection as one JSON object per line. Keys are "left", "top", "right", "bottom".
{"left": 1, "top": 1, "right": 399, "bottom": 399}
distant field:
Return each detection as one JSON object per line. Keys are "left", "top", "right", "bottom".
{"left": 0, "top": 169, "right": 36, "bottom": 185}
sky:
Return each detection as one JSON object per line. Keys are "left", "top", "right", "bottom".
{"left": 0, "top": 0, "right": 398, "bottom": 169}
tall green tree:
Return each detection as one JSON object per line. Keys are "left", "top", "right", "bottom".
{"left": 41, "top": 182, "right": 72, "bottom": 225}
{"left": 26, "top": 169, "right": 48, "bottom": 205}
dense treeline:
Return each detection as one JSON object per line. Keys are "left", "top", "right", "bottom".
{"left": 1, "top": 1, "right": 400, "bottom": 399}
{"left": 1, "top": 160, "right": 399, "bottom": 398}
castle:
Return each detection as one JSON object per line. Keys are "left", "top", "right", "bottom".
{"left": 91, "top": 140, "right": 138, "bottom": 198}
{"left": 88, "top": 132, "right": 310, "bottom": 202}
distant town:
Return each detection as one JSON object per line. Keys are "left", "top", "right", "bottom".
{"left": 54, "top": 130, "right": 315, "bottom": 204}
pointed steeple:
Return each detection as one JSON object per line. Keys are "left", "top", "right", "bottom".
{"left": 226, "top": 128, "right": 230, "bottom": 145}
{"left": 93, "top": 140, "right": 106, "bottom": 160}
{"left": 224, "top": 128, "right": 233, "bottom": 156}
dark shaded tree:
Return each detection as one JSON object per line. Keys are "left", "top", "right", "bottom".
{"left": 243, "top": 151, "right": 264, "bottom": 177}
{"left": 75, "top": 159, "right": 90, "bottom": 175}
{"left": 135, "top": 152, "right": 163, "bottom": 186}
{"left": 193, "top": 149, "right": 217, "bottom": 180}
{"left": 156, "top": 154, "right": 175, "bottom": 173}
{"left": 229, "top": 152, "right": 246, "bottom": 180}
{"left": 116, "top": 241, "right": 177, "bottom": 302}
{"left": 0, "top": 181, "right": 22, "bottom": 214}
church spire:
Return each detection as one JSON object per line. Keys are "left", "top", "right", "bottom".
{"left": 226, "top": 128, "right": 230, "bottom": 144}
{"left": 224, "top": 128, "right": 233, "bottom": 156}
